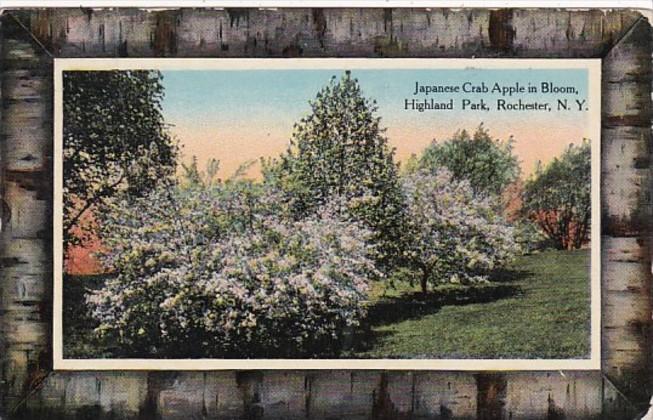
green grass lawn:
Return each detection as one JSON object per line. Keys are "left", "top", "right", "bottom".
{"left": 349, "top": 249, "right": 591, "bottom": 359}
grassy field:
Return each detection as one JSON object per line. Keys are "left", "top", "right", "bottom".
{"left": 349, "top": 249, "right": 591, "bottom": 359}
{"left": 64, "top": 249, "right": 590, "bottom": 359}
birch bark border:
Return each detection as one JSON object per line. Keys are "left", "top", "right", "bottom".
{"left": 0, "top": 8, "right": 650, "bottom": 419}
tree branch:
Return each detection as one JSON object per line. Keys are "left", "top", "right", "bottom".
{"left": 64, "top": 170, "right": 126, "bottom": 235}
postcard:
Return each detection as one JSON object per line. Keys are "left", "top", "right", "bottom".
{"left": 53, "top": 58, "right": 600, "bottom": 370}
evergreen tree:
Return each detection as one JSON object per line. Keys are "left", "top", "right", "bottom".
{"left": 264, "top": 71, "right": 406, "bottom": 273}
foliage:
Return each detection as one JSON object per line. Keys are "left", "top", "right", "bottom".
{"left": 63, "top": 70, "right": 177, "bottom": 249}
{"left": 511, "top": 220, "right": 551, "bottom": 254}
{"left": 181, "top": 156, "right": 221, "bottom": 187}
{"left": 521, "top": 140, "right": 591, "bottom": 250}
{"left": 263, "top": 71, "right": 407, "bottom": 273}
{"left": 499, "top": 179, "right": 550, "bottom": 254}
{"left": 407, "top": 124, "right": 520, "bottom": 197}
{"left": 62, "top": 273, "right": 116, "bottom": 358}
{"left": 88, "top": 182, "right": 377, "bottom": 358}
{"left": 401, "top": 169, "right": 519, "bottom": 294}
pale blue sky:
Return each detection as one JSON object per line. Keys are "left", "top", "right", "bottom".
{"left": 161, "top": 68, "right": 589, "bottom": 126}
{"left": 158, "top": 68, "right": 591, "bottom": 177}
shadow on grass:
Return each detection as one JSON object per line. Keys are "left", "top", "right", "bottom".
{"left": 348, "top": 270, "right": 531, "bottom": 355}
{"left": 488, "top": 267, "right": 534, "bottom": 284}
{"left": 367, "top": 283, "right": 524, "bottom": 327}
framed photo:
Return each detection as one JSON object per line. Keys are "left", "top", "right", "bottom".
{"left": 0, "top": 6, "right": 651, "bottom": 419}
{"left": 53, "top": 58, "right": 602, "bottom": 371}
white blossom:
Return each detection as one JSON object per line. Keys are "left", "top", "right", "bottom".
{"left": 88, "top": 183, "right": 376, "bottom": 357}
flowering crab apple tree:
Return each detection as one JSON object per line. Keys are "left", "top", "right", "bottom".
{"left": 401, "top": 169, "right": 519, "bottom": 295}
{"left": 89, "top": 182, "right": 378, "bottom": 358}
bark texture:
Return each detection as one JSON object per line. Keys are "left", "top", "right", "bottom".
{"left": 0, "top": 8, "right": 650, "bottom": 419}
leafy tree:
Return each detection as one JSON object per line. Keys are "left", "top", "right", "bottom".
{"left": 521, "top": 140, "right": 591, "bottom": 250}
{"left": 63, "top": 70, "right": 177, "bottom": 249}
{"left": 264, "top": 71, "right": 406, "bottom": 272}
{"left": 402, "top": 169, "right": 518, "bottom": 295}
{"left": 409, "top": 124, "right": 520, "bottom": 196}
{"left": 499, "top": 179, "right": 549, "bottom": 254}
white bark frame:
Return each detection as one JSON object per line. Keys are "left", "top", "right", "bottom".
{"left": 0, "top": 8, "right": 650, "bottom": 419}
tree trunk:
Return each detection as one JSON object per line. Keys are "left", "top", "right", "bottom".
{"left": 420, "top": 269, "right": 429, "bottom": 296}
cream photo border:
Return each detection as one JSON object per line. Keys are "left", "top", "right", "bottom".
{"left": 53, "top": 58, "right": 601, "bottom": 370}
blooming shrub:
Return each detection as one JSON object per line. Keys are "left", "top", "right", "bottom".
{"left": 401, "top": 169, "right": 519, "bottom": 294}
{"left": 89, "top": 183, "right": 377, "bottom": 358}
